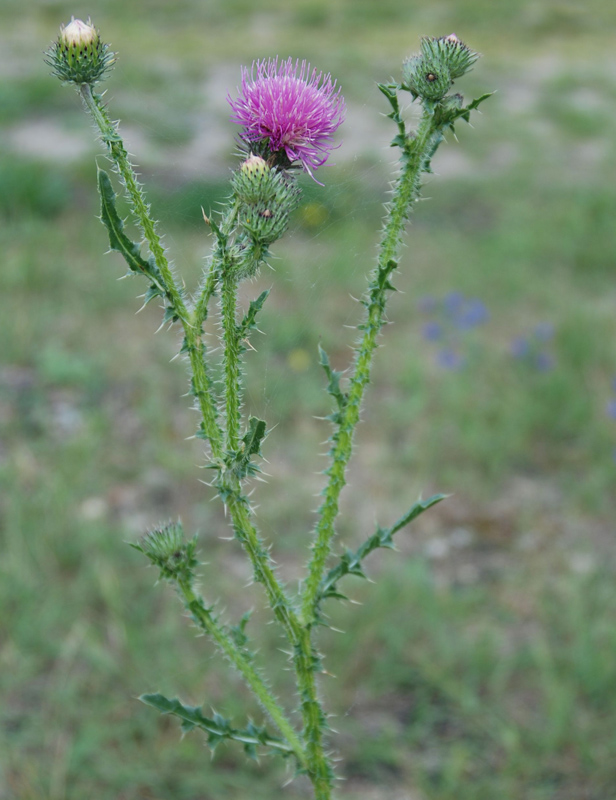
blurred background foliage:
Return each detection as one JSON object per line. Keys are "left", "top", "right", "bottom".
{"left": 1, "top": 1, "right": 616, "bottom": 798}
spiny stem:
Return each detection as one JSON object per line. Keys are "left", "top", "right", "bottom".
{"left": 221, "top": 266, "right": 241, "bottom": 453}
{"left": 81, "top": 83, "right": 225, "bottom": 458}
{"left": 302, "top": 108, "right": 437, "bottom": 627}
{"left": 177, "top": 577, "right": 307, "bottom": 769}
{"left": 294, "top": 628, "right": 333, "bottom": 799}
{"left": 192, "top": 202, "right": 239, "bottom": 329}
{"left": 224, "top": 485, "right": 302, "bottom": 643}
{"left": 80, "top": 84, "right": 189, "bottom": 326}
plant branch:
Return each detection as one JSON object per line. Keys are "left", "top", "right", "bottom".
{"left": 176, "top": 577, "right": 307, "bottom": 769}
{"left": 302, "top": 105, "right": 441, "bottom": 627}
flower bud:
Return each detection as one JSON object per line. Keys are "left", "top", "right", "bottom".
{"left": 45, "top": 17, "right": 115, "bottom": 86}
{"left": 421, "top": 34, "right": 480, "bottom": 80}
{"left": 136, "top": 522, "right": 198, "bottom": 582}
{"left": 231, "top": 159, "right": 301, "bottom": 258}
{"left": 401, "top": 55, "right": 452, "bottom": 102}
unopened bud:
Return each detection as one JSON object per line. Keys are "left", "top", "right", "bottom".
{"left": 136, "top": 522, "right": 198, "bottom": 582}
{"left": 61, "top": 18, "right": 97, "bottom": 48}
{"left": 421, "top": 34, "right": 480, "bottom": 80}
{"left": 241, "top": 154, "right": 269, "bottom": 178}
{"left": 401, "top": 55, "right": 452, "bottom": 102}
{"left": 45, "top": 17, "right": 115, "bottom": 86}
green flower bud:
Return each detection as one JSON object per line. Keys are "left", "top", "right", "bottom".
{"left": 401, "top": 55, "right": 452, "bottom": 102}
{"left": 45, "top": 18, "right": 115, "bottom": 86}
{"left": 137, "top": 522, "right": 198, "bottom": 582}
{"left": 232, "top": 158, "right": 300, "bottom": 252}
{"left": 421, "top": 34, "right": 480, "bottom": 80}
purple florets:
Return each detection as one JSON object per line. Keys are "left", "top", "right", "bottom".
{"left": 228, "top": 57, "right": 345, "bottom": 180}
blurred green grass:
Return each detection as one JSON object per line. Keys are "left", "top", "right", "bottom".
{"left": 1, "top": 1, "right": 616, "bottom": 799}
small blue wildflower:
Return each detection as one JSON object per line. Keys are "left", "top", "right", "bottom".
{"left": 436, "top": 347, "right": 465, "bottom": 370}
{"left": 535, "top": 352, "right": 554, "bottom": 372}
{"left": 455, "top": 298, "right": 489, "bottom": 329}
{"left": 533, "top": 322, "right": 554, "bottom": 342}
{"left": 417, "top": 295, "right": 437, "bottom": 313}
{"left": 511, "top": 337, "right": 529, "bottom": 358}
{"left": 443, "top": 291, "right": 464, "bottom": 314}
{"left": 422, "top": 321, "right": 443, "bottom": 341}
{"left": 607, "top": 399, "right": 616, "bottom": 420}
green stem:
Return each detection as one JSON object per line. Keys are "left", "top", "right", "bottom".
{"left": 177, "top": 577, "right": 307, "bottom": 770}
{"left": 185, "top": 329, "right": 224, "bottom": 460}
{"left": 225, "top": 485, "right": 302, "bottom": 643}
{"left": 295, "top": 629, "right": 333, "bottom": 800}
{"left": 80, "top": 84, "right": 188, "bottom": 326}
{"left": 302, "top": 108, "right": 438, "bottom": 627}
{"left": 221, "top": 266, "right": 241, "bottom": 454}
{"left": 192, "top": 203, "right": 239, "bottom": 329}
{"left": 81, "top": 83, "right": 224, "bottom": 458}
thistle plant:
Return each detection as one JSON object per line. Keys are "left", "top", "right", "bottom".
{"left": 46, "top": 21, "right": 490, "bottom": 799}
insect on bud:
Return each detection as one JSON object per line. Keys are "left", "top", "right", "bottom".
{"left": 45, "top": 17, "right": 115, "bottom": 86}
{"left": 401, "top": 55, "right": 452, "bottom": 102}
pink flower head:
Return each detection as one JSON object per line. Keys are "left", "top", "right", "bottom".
{"left": 228, "top": 57, "right": 345, "bottom": 180}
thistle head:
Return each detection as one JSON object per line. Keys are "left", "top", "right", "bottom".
{"left": 228, "top": 57, "right": 345, "bottom": 181}
{"left": 231, "top": 155, "right": 301, "bottom": 269}
{"left": 135, "top": 522, "right": 198, "bottom": 583}
{"left": 45, "top": 17, "right": 114, "bottom": 86}
{"left": 402, "top": 34, "right": 479, "bottom": 103}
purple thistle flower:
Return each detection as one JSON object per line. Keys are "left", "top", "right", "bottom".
{"left": 228, "top": 57, "right": 345, "bottom": 180}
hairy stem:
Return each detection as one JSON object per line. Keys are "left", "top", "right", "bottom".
{"left": 81, "top": 83, "right": 225, "bottom": 458}
{"left": 192, "top": 202, "right": 239, "bottom": 329}
{"left": 294, "top": 628, "right": 333, "bottom": 799}
{"left": 302, "top": 109, "right": 438, "bottom": 626}
{"left": 177, "top": 577, "right": 307, "bottom": 769}
{"left": 221, "top": 267, "right": 241, "bottom": 453}
{"left": 80, "top": 84, "right": 188, "bottom": 324}
{"left": 224, "top": 485, "right": 302, "bottom": 642}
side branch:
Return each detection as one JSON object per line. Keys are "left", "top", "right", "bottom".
{"left": 80, "top": 84, "right": 189, "bottom": 326}
{"left": 176, "top": 577, "right": 307, "bottom": 769}
{"left": 302, "top": 110, "right": 438, "bottom": 627}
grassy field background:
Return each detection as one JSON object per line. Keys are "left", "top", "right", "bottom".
{"left": 1, "top": 1, "right": 616, "bottom": 798}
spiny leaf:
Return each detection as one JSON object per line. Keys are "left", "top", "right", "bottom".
{"left": 230, "top": 417, "right": 267, "bottom": 479}
{"left": 319, "top": 344, "right": 347, "bottom": 412}
{"left": 453, "top": 92, "right": 494, "bottom": 125}
{"left": 139, "top": 693, "right": 294, "bottom": 758}
{"left": 238, "top": 290, "right": 269, "bottom": 341}
{"left": 317, "top": 494, "right": 446, "bottom": 606}
{"left": 229, "top": 610, "right": 252, "bottom": 650}
{"left": 97, "top": 167, "right": 164, "bottom": 291}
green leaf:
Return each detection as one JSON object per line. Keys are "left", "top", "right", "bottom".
{"left": 317, "top": 494, "right": 446, "bottom": 608}
{"left": 97, "top": 167, "right": 165, "bottom": 291}
{"left": 139, "top": 693, "right": 294, "bottom": 758}
{"left": 453, "top": 92, "right": 494, "bottom": 125}
{"left": 237, "top": 290, "right": 269, "bottom": 342}
{"left": 230, "top": 417, "right": 267, "bottom": 479}
{"left": 319, "top": 344, "right": 347, "bottom": 412}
